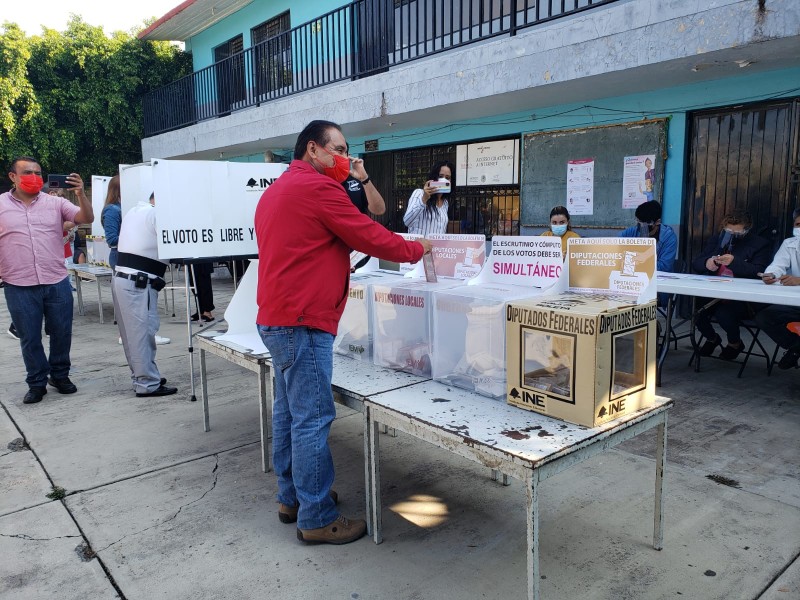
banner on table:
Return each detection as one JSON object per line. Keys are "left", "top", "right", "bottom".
{"left": 402, "top": 233, "right": 486, "bottom": 279}
{"left": 470, "top": 236, "right": 562, "bottom": 288}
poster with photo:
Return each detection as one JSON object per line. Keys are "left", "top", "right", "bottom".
{"left": 566, "top": 159, "right": 594, "bottom": 215}
{"left": 622, "top": 154, "right": 656, "bottom": 208}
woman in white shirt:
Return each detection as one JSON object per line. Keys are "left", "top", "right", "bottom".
{"left": 403, "top": 161, "right": 454, "bottom": 236}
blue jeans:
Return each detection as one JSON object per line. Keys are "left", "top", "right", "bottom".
{"left": 4, "top": 277, "right": 73, "bottom": 388}
{"left": 257, "top": 325, "right": 338, "bottom": 530}
{"left": 109, "top": 248, "right": 119, "bottom": 271}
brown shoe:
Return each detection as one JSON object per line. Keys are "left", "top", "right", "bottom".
{"left": 278, "top": 490, "right": 339, "bottom": 524}
{"left": 297, "top": 514, "right": 366, "bottom": 545}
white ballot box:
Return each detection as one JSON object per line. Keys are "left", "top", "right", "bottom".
{"left": 432, "top": 283, "right": 544, "bottom": 399}
{"left": 86, "top": 236, "right": 111, "bottom": 267}
{"left": 334, "top": 271, "right": 406, "bottom": 361}
{"left": 372, "top": 279, "right": 463, "bottom": 377}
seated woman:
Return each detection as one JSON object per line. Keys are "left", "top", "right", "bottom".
{"left": 403, "top": 160, "right": 454, "bottom": 236}
{"left": 691, "top": 210, "right": 772, "bottom": 360}
{"left": 539, "top": 205, "right": 580, "bottom": 258}
{"left": 755, "top": 207, "right": 800, "bottom": 369}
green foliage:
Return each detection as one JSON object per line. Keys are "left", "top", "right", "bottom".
{"left": 0, "top": 16, "right": 191, "bottom": 188}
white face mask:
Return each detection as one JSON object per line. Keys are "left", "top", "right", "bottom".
{"left": 794, "top": 227, "right": 800, "bottom": 238}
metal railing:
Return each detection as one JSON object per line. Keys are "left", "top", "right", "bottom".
{"left": 143, "top": 0, "right": 618, "bottom": 137}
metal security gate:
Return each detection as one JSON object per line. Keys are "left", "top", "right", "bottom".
{"left": 684, "top": 99, "right": 800, "bottom": 269}
{"left": 364, "top": 144, "right": 520, "bottom": 237}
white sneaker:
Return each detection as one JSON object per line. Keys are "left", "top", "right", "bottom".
{"left": 155, "top": 335, "right": 171, "bottom": 345}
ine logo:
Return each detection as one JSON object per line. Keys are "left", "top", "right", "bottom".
{"left": 597, "top": 398, "right": 626, "bottom": 418}
{"left": 245, "top": 177, "right": 279, "bottom": 191}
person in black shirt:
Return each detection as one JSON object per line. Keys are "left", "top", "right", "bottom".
{"left": 342, "top": 156, "right": 385, "bottom": 217}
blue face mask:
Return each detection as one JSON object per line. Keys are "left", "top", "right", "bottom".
{"left": 551, "top": 224, "right": 568, "bottom": 236}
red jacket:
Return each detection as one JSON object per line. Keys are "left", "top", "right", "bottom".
{"left": 255, "top": 160, "right": 425, "bottom": 335}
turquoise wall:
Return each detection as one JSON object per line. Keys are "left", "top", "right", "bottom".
{"left": 189, "top": 0, "right": 348, "bottom": 71}
{"left": 343, "top": 67, "right": 799, "bottom": 226}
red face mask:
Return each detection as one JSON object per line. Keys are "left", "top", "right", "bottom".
{"left": 17, "top": 174, "right": 44, "bottom": 194}
{"left": 318, "top": 147, "right": 351, "bottom": 183}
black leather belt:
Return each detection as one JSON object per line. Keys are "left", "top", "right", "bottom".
{"left": 115, "top": 272, "right": 166, "bottom": 291}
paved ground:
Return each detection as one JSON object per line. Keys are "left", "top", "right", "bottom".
{"left": 1, "top": 268, "right": 798, "bottom": 600}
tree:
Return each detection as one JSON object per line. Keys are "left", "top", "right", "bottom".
{"left": 0, "top": 16, "right": 191, "bottom": 190}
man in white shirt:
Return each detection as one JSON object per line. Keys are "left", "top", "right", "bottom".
{"left": 113, "top": 193, "right": 177, "bottom": 396}
{"left": 756, "top": 208, "right": 800, "bottom": 370}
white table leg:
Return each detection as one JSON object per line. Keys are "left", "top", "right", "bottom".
{"left": 364, "top": 405, "right": 373, "bottom": 537}
{"left": 75, "top": 274, "right": 85, "bottom": 315}
{"left": 526, "top": 472, "right": 540, "bottom": 600}
{"left": 199, "top": 348, "right": 210, "bottom": 432}
{"left": 257, "top": 364, "right": 272, "bottom": 473}
{"left": 653, "top": 415, "right": 668, "bottom": 550}
{"left": 96, "top": 277, "right": 104, "bottom": 324}
{"left": 369, "top": 409, "right": 382, "bottom": 544}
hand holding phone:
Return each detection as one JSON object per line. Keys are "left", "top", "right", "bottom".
{"left": 758, "top": 272, "right": 777, "bottom": 284}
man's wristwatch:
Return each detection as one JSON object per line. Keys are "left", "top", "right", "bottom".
{"left": 360, "top": 176, "right": 370, "bottom": 186}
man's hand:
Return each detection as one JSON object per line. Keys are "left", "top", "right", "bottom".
{"left": 66, "top": 173, "right": 84, "bottom": 192}
{"left": 418, "top": 239, "right": 433, "bottom": 255}
{"left": 762, "top": 273, "right": 778, "bottom": 285}
{"left": 779, "top": 274, "right": 800, "bottom": 286}
{"left": 705, "top": 257, "right": 719, "bottom": 271}
{"left": 349, "top": 157, "right": 368, "bottom": 182}
{"left": 715, "top": 254, "right": 734, "bottom": 266}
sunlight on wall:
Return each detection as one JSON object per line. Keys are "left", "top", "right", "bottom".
{"left": 389, "top": 494, "right": 449, "bottom": 528}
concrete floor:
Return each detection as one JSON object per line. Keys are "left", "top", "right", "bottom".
{"left": 1, "top": 269, "right": 798, "bottom": 600}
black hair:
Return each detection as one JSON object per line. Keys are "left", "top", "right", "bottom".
{"left": 792, "top": 207, "right": 800, "bottom": 221}
{"left": 294, "top": 120, "right": 342, "bottom": 160}
{"left": 635, "top": 200, "right": 662, "bottom": 223}
{"left": 9, "top": 156, "right": 40, "bottom": 173}
{"left": 423, "top": 160, "right": 456, "bottom": 213}
{"left": 549, "top": 205, "right": 571, "bottom": 228}
{"left": 721, "top": 210, "right": 752, "bottom": 229}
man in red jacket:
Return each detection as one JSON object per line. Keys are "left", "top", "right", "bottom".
{"left": 255, "top": 120, "right": 431, "bottom": 545}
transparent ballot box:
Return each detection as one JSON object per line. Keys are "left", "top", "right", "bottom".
{"left": 432, "top": 284, "right": 542, "bottom": 399}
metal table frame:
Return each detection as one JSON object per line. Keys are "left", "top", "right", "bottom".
{"left": 69, "top": 265, "right": 113, "bottom": 324}
{"left": 364, "top": 387, "right": 672, "bottom": 600}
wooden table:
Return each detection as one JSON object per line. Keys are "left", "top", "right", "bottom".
{"left": 68, "top": 265, "right": 114, "bottom": 324}
{"left": 364, "top": 381, "right": 672, "bottom": 600}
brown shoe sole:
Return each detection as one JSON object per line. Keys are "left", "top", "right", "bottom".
{"left": 278, "top": 490, "right": 339, "bottom": 524}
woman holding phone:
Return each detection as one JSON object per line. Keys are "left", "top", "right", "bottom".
{"left": 403, "top": 160, "right": 454, "bottom": 236}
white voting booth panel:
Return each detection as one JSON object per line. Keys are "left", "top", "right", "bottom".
{"left": 120, "top": 163, "right": 153, "bottom": 218}
{"left": 91, "top": 175, "right": 111, "bottom": 237}
{"left": 333, "top": 271, "right": 406, "bottom": 361}
{"left": 151, "top": 159, "right": 287, "bottom": 260}
{"left": 431, "top": 236, "right": 563, "bottom": 399}
{"left": 216, "top": 260, "right": 268, "bottom": 354}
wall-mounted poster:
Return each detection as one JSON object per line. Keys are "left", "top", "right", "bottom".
{"left": 566, "top": 159, "right": 594, "bottom": 215}
{"left": 622, "top": 154, "right": 656, "bottom": 208}
{"left": 456, "top": 139, "right": 519, "bottom": 186}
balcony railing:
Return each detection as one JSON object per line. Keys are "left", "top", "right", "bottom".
{"left": 143, "top": 0, "right": 618, "bottom": 137}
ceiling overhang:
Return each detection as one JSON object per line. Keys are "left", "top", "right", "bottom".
{"left": 138, "top": 0, "right": 255, "bottom": 41}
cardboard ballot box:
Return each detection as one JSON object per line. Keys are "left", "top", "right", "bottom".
{"left": 505, "top": 292, "right": 657, "bottom": 427}
{"left": 432, "top": 284, "right": 543, "bottom": 399}
{"left": 372, "top": 279, "right": 463, "bottom": 376}
{"left": 334, "top": 271, "right": 406, "bottom": 361}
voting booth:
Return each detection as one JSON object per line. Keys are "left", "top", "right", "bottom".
{"left": 505, "top": 238, "right": 658, "bottom": 427}
{"left": 431, "top": 236, "right": 563, "bottom": 399}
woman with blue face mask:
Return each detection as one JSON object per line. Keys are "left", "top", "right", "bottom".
{"left": 691, "top": 210, "right": 772, "bottom": 360}
{"left": 540, "top": 205, "right": 580, "bottom": 257}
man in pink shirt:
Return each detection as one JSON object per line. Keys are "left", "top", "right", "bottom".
{"left": 0, "top": 156, "right": 94, "bottom": 404}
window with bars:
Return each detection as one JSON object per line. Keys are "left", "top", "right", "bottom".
{"left": 252, "top": 12, "right": 293, "bottom": 97}
{"left": 213, "top": 35, "right": 245, "bottom": 113}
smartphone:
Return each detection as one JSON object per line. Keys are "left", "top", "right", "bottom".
{"left": 47, "top": 174, "right": 70, "bottom": 189}
{"left": 757, "top": 272, "right": 776, "bottom": 280}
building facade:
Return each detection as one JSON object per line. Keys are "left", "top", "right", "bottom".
{"left": 140, "top": 0, "right": 800, "bottom": 267}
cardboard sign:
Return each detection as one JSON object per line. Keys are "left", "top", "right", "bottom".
{"left": 151, "top": 159, "right": 287, "bottom": 259}
{"left": 470, "top": 236, "right": 563, "bottom": 288}
{"left": 559, "top": 237, "right": 657, "bottom": 302}
{"left": 403, "top": 233, "right": 486, "bottom": 279}
{"left": 91, "top": 175, "right": 111, "bottom": 236}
